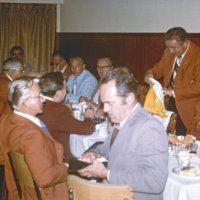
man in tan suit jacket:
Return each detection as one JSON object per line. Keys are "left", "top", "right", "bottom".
{"left": 0, "top": 58, "right": 24, "bottom": 118}
{"left": 144, "top": 27, "right": 200, "bottom": 136}
{"left": 0, "top": 77, "right": 69, "bottom": 200}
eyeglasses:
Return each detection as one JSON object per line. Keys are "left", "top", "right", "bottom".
{"left": 25, "top": 94, "right": 43, "bottom": 100}
{"left": 97, "top": 65, "right": 112, "bottom": 71}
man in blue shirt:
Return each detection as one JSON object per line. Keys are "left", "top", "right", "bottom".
{"left": 66, "top": 56, "right": 97, "bottom": 102}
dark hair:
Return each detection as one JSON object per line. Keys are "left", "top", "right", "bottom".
{"left": 39, "top": 72, "right": 65, "bottom": 97}
{"left": 100, "top": 69, "right": 138, "bottom": 99}
{"left": 165, "top": 27, "right": 188, "bottom": 45}
{"left": 52, "top": 50, "right": 66, "bottom": 60}
{"left": 10, "top": 45, "right": 24, "bottom": 56}
{"left": 69, "top": 56, "right": 85, "bottom": 65}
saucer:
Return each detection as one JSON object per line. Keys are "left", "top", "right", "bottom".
{"left": 172, "top": 164, "right": 200, "bottom": 177}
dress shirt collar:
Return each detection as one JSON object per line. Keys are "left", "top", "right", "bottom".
{"left": 61, "top": 64, "right": 67, "bottom": 74}
{"left": 120, "top": 103, "right": 139, "bottom": 128}
{"left": 14, "top": 110, "right": 41, "bottom": 128}
{"left": 73, "top": 70, "right": 86, "bottom": 82}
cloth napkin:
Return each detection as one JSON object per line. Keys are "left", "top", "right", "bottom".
{"left": 144, "top": 78, "right": 167, "bottom": 118}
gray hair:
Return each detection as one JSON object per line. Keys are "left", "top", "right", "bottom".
{"left": 2, "top": 58, "right": 23, "bottom": 72}
{"left": 165, "top": 27, "right": 188, "bottom": 45}
{"left": 8, "top": 76, "right": 38, "bottom": 110}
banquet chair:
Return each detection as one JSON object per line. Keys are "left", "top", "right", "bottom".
{"left": 67, "top": 175, "right": 134, "bottom": 200}
{"left": 7, "top": 151, "right": 42, "bottom": 200}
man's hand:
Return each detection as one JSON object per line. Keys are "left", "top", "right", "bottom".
{"left": 78, "top": 160, "right": 108, "bottom": 179}
{"left": 144, "top": 71, "right": 154, "bottom": 85}
{"left": 163, "top": 88, "right": 175, "bottom": 98}
{"left": 79, "top": 96, "right": 88, "bottom": 103}
{"left": 79, "top": 151, "right": 102, "bottom": 163}
{"left": 84, "top": 108, "right": 94, "bottom": 119}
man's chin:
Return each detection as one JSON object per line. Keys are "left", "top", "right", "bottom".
{"left": 109, "top": 116, "right": 118, "bottom": 124}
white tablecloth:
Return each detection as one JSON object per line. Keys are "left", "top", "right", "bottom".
{"left": 70, "top": 129, "right": 200, "bottom": 200}
{"left": 70, "top": 130, "right": 107, "bottom": 158}
{"left": 163, "top": 154, "right": 200, "bottom": 200}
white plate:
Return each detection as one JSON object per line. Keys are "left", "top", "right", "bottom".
{"left": 172, "top": 164, "right": 200, "bottom": 177}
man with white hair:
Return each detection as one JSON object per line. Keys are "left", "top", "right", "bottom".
{"left": 0, "top": 57, "right": 24, "bottom": 117}
{"left": 0, "top": 76, "right": 69, "bottom": 200}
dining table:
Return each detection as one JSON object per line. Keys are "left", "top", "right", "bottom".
{"left": 163, "top": 142, "right": 200, "bottom": 200}
{"left": 69, "top": 120, "right": 110, "bottom": 158}
{"left": 69, "top": 121, "right": 200, "bottom": 200}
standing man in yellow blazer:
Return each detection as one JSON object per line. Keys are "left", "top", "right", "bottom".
{"left": 0, "top": 77, "right": 69, "bottom": 200}
{"left": 144, "top": 27, "right": 200, "bottom": 136}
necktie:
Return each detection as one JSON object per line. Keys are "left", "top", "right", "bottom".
{"left": 73, "top": 78, "right": 77, "bottom": 94}
{"left": 169, "top": 56, "right": 182, "bottom": 89}
{"left": 39, "top": 119, "right": 49, "bottom": 133}
{"left": 110, "top": 127, "right": 119, "bottom": 147}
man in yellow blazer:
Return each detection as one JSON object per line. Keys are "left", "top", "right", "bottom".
{"left": 0, "top": 77, "right": 69, "bottom": 200}
{"left": 144, "top": 27, "right": 200, "bottom": 136}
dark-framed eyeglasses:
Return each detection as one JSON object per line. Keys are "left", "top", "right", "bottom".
{"left": 96, "top": 65, "right": 112, "bottom": 71}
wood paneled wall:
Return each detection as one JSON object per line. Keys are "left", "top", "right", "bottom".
{"left": 56, "top": 33, "right": 200, "bottom": 83}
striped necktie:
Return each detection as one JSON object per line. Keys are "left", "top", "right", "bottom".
{"left": 169, "top": 56, "right": 182, "bottom": 89}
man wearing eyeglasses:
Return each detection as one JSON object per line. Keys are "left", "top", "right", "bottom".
{"left": 65, "top": 56, "right": 97, "bottom": 103}
{"left": 80, "top": 57, "right": 113, "bottom": 107}
{"left": 0, "top": 77, "right": 69, "bottom": 200}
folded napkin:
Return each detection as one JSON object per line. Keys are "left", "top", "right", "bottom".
{"left": 144, "top": 78, "right": 167, "bottom": 118}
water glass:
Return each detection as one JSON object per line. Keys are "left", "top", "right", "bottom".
{"left": 177, "top": 150, "right": 191, "bottom": 168}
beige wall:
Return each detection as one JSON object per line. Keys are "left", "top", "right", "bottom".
{"left": 60, "top": 0, "right": 200, "bottom": 33}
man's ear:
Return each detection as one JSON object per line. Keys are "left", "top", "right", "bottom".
{"left": 54, "top": 90, "right": 62, "bottom": 101}
{"left": 125, "top": 92, "right": 135, "bottom": 105}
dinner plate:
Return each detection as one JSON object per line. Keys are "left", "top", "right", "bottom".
{"left": 172, "top": 164, "right": 200, "bottom": 177}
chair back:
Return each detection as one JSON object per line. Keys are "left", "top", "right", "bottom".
{"left": 7, "top": 151, "right": 41, "bottom": 200}
{"left": 67, "top": 175, "right": 134, "bottom": 200}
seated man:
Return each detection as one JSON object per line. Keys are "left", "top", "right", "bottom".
{"left": 80, "top": 57, "right": 113, "bottom": 108}
{"left": 78, "top": 70, "right": 168, "bottom": 200}
{"left": 66, "top": 56, "right": 97, "bottom": 102}
{"left": 9, "top": 45, "right": 32, "bottom": 74}
{"left": 51, "top": 50, "right": 71, "bottom": 80}
{"left": 0, "top": 58, "right": 24, "bottom": 117}
{"left": 38, "top": 72, "right": 95, "bottom": 162}
{"left": 0, "top": 76, "right": 69, "bottom": 200}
